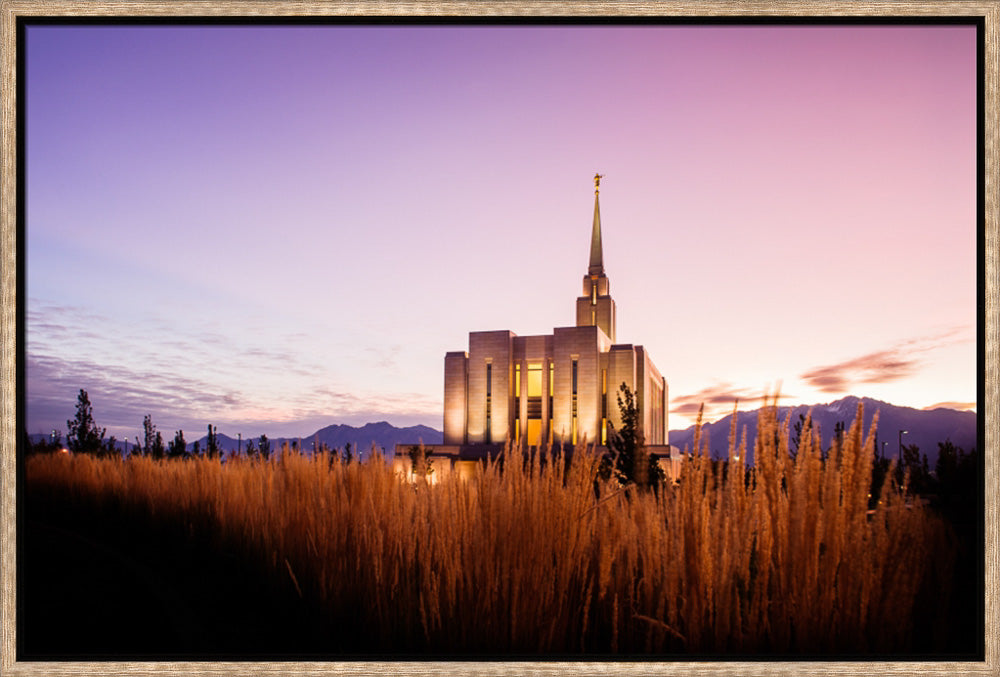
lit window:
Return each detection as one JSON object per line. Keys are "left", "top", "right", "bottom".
{"left": 486, "top": 363, "right": 492, "bottom": 444}
{"left": 571, "top": 359, "right": 578, "bottom": 424}
{"left": 602, "top": 369, "right": 607, "bottom": 419}
{"left": 527, "top": 363, "right": 542, "bottom": 397}
{"left": 548, "top": 361, "right": 554, "bottom": 425}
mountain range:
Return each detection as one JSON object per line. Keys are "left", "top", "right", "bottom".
{"left": 205, "top": 395, "right": 972, "bottom": 468}
{"left": 666, "top": 395, "right": 977, "bottom": 468}
{"left": 192, "top": 421, "right": 442, "bottom": 458}
{"left": 35, "top": 396, "right": 975, "bottom": 468}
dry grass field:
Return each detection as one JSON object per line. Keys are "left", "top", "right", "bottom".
{"left": 23, "top": 401, "right": 958, "bottom": 656}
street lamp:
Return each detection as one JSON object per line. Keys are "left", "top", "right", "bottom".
{"left": 881, "top": 441, "right": 888, "bottom": 458}
{"left": 898, "top": 429, "right": 909, "bottom": 464}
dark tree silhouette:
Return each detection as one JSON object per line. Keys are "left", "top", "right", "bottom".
{"left": 207, "top": 424, "right": 220, "bottom": 459}
{"left": 870, "top": 446, "right": 891, "bottom": 509}
{"left": 896, "top": 442, "right": 932, "bottom": 495}
{"left": 602, "top": 382, "right": 663, "bottom": 489}
{"left": 407, "top": 444, "right": 433, "bottom": 479}
{"left": 25, "top": 429, "right": 64, "bottom": 455}
{"left": 259, "top": 434, "right": 271, "bottom": 460}
{"left": 151, "top": 431, "right": 165, "bottom": 459}
{"left": 168, "top": 430, "right": 187, "bottom": 459}
{"left": 790, "top": 413, "right": 807, "bottom": 460}
{"left": 934, "top": 440, "right": 978, "bottom": 511}
{"left": 101, "top": 436, "right": 120, "bottom": 458}
{"left": 66, "top": 389, "right": 106, "bottom": 454}
{"left": 141, "top": 415, "right": 155, "bottom": 457}
{"left": 141, "top": 415, "right": 166, "bottom": 459}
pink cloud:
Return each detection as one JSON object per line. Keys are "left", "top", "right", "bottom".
{"left": 800, "top": 329, "right": 969, "bottom": 394}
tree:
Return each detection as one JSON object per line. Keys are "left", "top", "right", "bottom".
{"left": 896, "top": 442, "right": 933, "bottom": 495}
{"left": 789, "top": 413, "right": 807, "bottom": 460}
{"left": 259, "top": 434, "right": 271, "bottom": 460}
{"left": 191, "top": 440, "right": 202, "bottom": 458}
{"left": 870, "top": 447, "right": 891, "bottom": 509}
{"left": 66, "top": 389, "right": 106, "bottom": 454}
{"left": 151, "top": 431, "right": 165, "bottom": 459}
{"left": 407, "top": 444, "right": 434, "bottom": 480}
{"left": 207, "top": 424, "right": 220, "bottom": 459}
{"left": 933, "top": 440, "right": 978, "bottom": 523}
{"left": 140, "top": 415, "right": 166, "bottom": 459}
{"left": 101, "top": 435, "right": 120, "bottom": 458}
{"left": 245, "top": 438, "right": 257, "bottom": 459}
{"left": 603, "top": 382, "right": 664, "bottom": 489}
{"left": 142, "top": 414, "right": 156, "bottom": 457}
{"left": 26, "top": 429, "right": 63, "bottom": 455}
{"left": 833, "top": 420, "right": 846, "bottom": 447}
{"left": 168, "top": 430, "right": 187, "bottom": 459}
{"left": 935, "top": 439, "right": 960, "bottom": 485}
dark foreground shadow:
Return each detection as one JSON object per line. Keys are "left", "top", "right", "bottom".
{"left": 19, "top": 487, "right": 983, "bottom": 661}
{"left": 21, "top": 496, "right": 333, "bottom": 659}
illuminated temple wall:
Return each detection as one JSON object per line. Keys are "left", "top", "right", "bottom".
{"left": 438, "top": 176, "right": 668, "bottom": 454}
{"left": 442, "top": 328, "right": 666, "bottom": 449}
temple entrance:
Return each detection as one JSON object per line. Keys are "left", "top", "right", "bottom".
{"left": 526, "top": 419, "right": 541, "bottom": 446}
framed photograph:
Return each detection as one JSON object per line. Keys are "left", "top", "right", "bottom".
{"left": 3, "top": 2, "right": 995, "bottom": 676}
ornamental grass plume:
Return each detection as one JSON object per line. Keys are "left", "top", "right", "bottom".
{"left": 25, "top": 398, "right": 947, "bottom": 654}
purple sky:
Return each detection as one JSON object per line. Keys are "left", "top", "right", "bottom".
{"left": 25, "top": 24, "right": 978, "bottom": 442}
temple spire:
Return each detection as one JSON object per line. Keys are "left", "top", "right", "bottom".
{"left": 589, "top": 173, "right": 604, "bottom": 276}
{"left": 577, "top": 173, "right": 616, "bottom": 341}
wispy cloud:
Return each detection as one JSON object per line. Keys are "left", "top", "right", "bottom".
{"left": 923, "top": 401, "right": 976, "bottom": 412}
{"left": 25, "top": 298, "right": 440, "bottom": 439}
{"left": 27, "top": 350, "right": 439, "bottom": 440}
{"left": 670, "top": 383, "right": 781, "bottom": 424}
{"left": 800, "top": 328, "right": 970, "bottom": 394}
{"left": 27, "top": 353, "right": 251, "bottom": 431}
{"left": 801, "top": 350, "right": 916, "bottom": 393}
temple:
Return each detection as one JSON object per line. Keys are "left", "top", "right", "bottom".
{"left": 395, "top": 175, "right": 674, "bottom": 478}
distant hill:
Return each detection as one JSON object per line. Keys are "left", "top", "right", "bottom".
{"left": 278, "top": 421, "right": 442, "bottom": 456}
{"left": 192, "top": 421, "right": 442, "bottom": 458}
{"left": 667, "top": 395, "right": 977, "bottom": 468}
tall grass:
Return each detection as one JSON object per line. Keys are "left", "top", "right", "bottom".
{"left": 25, "top": 402, "right": 947, "bottom": 654}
